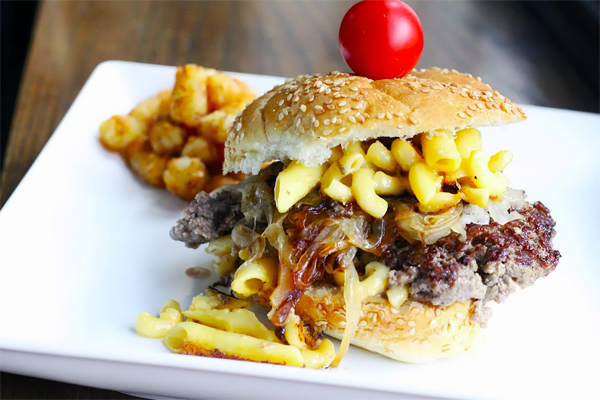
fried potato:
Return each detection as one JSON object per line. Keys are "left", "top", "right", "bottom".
{"left": 198, "top": 102, "right": 246, "bottom": 144}
{"left": 170, "top": 65, "right": 217, "bottom": 127}
{"left": 181, "top": 136, "right": 220, "bottom": 163}
{"left": 207, "top": 73, "right": 256, "bottom": 111}
{"left": 149, "top": 120, "right": 187, "bottom": 157}
{"left": 99, "top": 115, "right": 146, "bottom": 152}
{"left": 130, "top": 90, "right": 171, "bottom": 126}
{"left": 100, "top": 64, "right": 256, "bottom": 201}
{"left": 127, "top": 141, "right": 169, "bottom": 188}
{"left": 203, "top": 175, "right": 241, "bottom": 193}
{"left": 163, "top": 156, "right": 209, "bottom": 201}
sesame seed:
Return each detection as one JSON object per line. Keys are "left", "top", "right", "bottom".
{"left": 326, "top": 104, "right": 335, "bottom": 110}
{"left": 293, "top": 96, "right": 300, "bottom": 103}
{"left": 340, "top": 108, "right": 349, "bottom": 114}
{"left": 500, "top": 102, "right": 508, "bottom": 112}
{"left": 300, "top": 104, "right": 307, "bottom": 112}
{"left": 339, "top": 101, "right": 347, "bottom": 107}
{"left": 458, "top": 112, "right": 468, "bottom": 119}
{"left": 468, "top": 104, "right": 477, "bottom": 111}
{"left": 313, "top": 120, "right": 320, "bottom": 128}
{"left": 377, "top": 113, "right": 385, "bottom": 119}
{"left": 465, "top": 110, "right": 474, "bottom": 117}
{"left": 287, "top": 94, "right": 293, "bottom": 101}
{"left": 325, "top": 88, "right": 332, "bottom": 95}
{"left": 315, "top": 105, "right": 323, "bottom": 112}
{"left": 456, "top": 312, "right": 464, "bottom": 319}
{"left": 460, "top": 92, "right": 468, "bottom": 98}
{"left": 339, "top": 127, "right": 348, "bottom": 133}
{"left": 331, "top": 117, "right": 338, "bottom": 123}
{"left": 351, "top": 87, "right": 359, "bottom": 92}
{"left": 236, "top": 123, "right": 242, "bottom": 131}
{"left": 324, "top": 98, "right": 333, "bottom": 105}
{"left": 335, "top": 119, "right": 342, "bottom": 125}
{"left": 408, "top": 320, "right": 416, "bottom": 327}
{"left": 310, "top": 116, "right": 315, "bottom": 123}
{"left": 324, "top": 129, "right": 332, "bottom": 135}
{"left": 421, "top": 87, "right": 431, "bottom": 93}
{"left": 409, "top": 328, "right": 416, "bottom": 335}
{"left": 385, "top": 112, "right": 392, "bottom": 120}
{"left": 278, "top": 99, "right": 284, "bottom": 106}
{"left": 278, "top": 112, "right": 284, "bottom": 121}
{"left": 408, "top": 116, "right": 419, "bottom": 124}
{"left": 296, "top": 119, "right": 301, "bottom": 127}
{"left": 308, "top": 95, "right": 315, "bottom": 102}
{"left": 299, "top": 126, "right": 305, "bottom": 133}
{"left": 349, "top": 116, "right": 357, "bottom": 123}
{"left": 324, "top": 119, "right": 331, "bottom": 125}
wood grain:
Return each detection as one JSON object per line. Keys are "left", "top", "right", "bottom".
{"left": 1, "top": 1, "right": 597, "bottom": 398}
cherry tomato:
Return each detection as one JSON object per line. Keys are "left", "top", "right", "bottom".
{"left": 339, "top": 0, "right": 424, "bottom": 80}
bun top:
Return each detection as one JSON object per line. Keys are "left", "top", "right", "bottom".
{"left": 224, "top": 68, "right": 526, "bottom": 174}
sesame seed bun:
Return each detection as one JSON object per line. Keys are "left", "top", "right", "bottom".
{"left": 294, "top": 283, "right": 481, "bottom": 363}
{"left": 224, "top": 68, "right": 526, "bottom": 174}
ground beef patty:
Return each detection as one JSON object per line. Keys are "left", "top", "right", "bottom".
{"left": 385, "top": 202, "right": 560, "bottom": 322}
{"left": 170, "top": 188, "right": 243, "bottom": 248}
{"left": 171, "top": 163, "right": 282, "bottom": 248}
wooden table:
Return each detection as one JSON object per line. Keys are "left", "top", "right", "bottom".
{"left": 1, "top": 1, "right": 597, "bottom": 398}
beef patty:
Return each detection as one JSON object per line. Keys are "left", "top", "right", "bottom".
{"left": 384, "top": 202, "right": 560, "bottom": 322}
{"left": 171, "top": 170, "right": 560, "bottom": 324}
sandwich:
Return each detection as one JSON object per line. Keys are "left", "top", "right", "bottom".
{"left": 170, "top": 67, "right": 560, "bottom": 364}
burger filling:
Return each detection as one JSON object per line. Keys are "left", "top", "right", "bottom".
{"left": 171, "top": 129, "right": 560, "bottom": 361}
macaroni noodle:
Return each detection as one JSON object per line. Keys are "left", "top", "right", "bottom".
{"left": 272, "top": 128, "right": 513, "bottom": 218}
{"left": 275, "top": 161, "right": 326, "bottom": 213}
{"left": 352, "top": 168, "right": 388, "bottom": 218}
{"left": 135, "top": 300, "right": 183, "bottom": 338}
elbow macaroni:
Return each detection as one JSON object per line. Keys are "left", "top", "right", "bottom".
{"left": 135, "top": 300, "right": 183, "bottom": 338}
{"left": 231, "top": 257, "right": 278, "bottom": 298}
{"left": 352, "top": 168, "right": 388, "bottom": 219}
{"left": 275, "top": 161, "right": 326, "bottom": 213}
{"left": 272, "top": 128, "right": 512, "bottom": 217}
{"left": 421, "top": 130, "right": 462, "bottom": 172}
{"left": 139, "top": 289, "right": 334, "bottom": 369}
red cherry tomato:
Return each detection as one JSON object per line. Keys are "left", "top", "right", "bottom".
{"left": 339, "top": 0, "right": 424, "bottom": 80}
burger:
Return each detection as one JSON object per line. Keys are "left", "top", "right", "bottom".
{"left": 170, "top": 68, "right": 560, "bottom": 364}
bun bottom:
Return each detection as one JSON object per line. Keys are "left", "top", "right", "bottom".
{"left": 293, "top": 283, "right": 482, "bottom": 363}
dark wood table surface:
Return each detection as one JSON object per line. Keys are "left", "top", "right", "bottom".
{"left": 1, "top": 1, "right": 597, "bottom": 399}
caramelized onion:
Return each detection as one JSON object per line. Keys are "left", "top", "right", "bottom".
{"left": 394, "top": 202, "right": 463, "bottom": 245}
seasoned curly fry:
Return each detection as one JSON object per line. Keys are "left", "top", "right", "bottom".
{"left": 149, "top": 120, "right": 188, "bottom": 157}
{"left": 127, "top": 141, "right": 170, "bottom": 188}
{"left": 99, "top": 115, "right": 146, "bottom": 152}
{"left": 170, "top": 65, "right": 217, "bottom": 127}
{"left": 100, "top": 64, "right": 257, "bottom": 199}
{"left": 163, "top": 156, "right": 209, "bottom": 201}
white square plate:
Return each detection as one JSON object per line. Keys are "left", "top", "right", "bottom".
{"left": 1, "top": 61, "right": 599, "bottom": 400}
